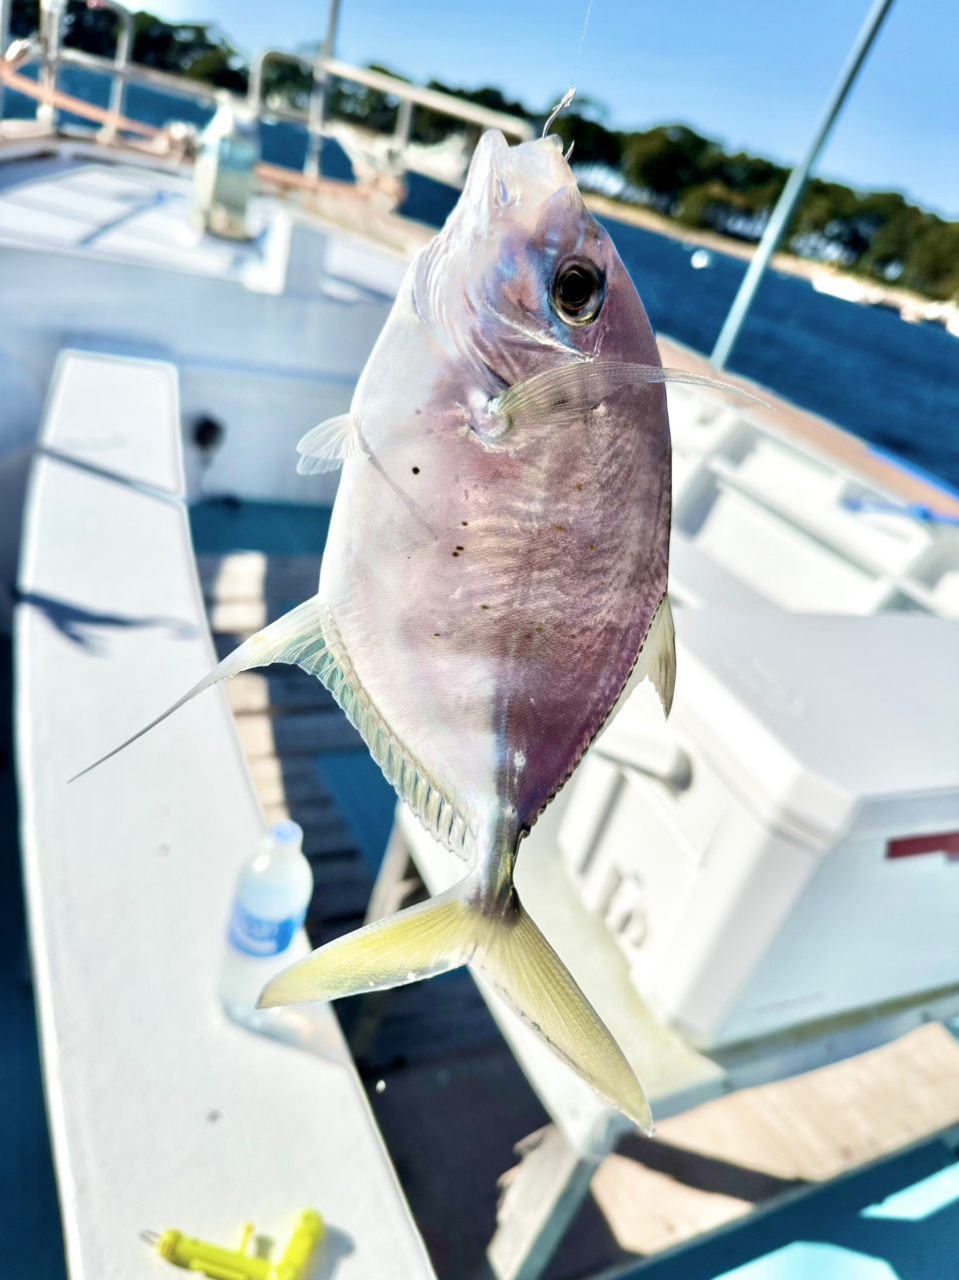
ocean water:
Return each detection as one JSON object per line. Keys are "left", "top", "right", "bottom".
{"left": 4, "top": 67, "right": 958, "bottom": 491}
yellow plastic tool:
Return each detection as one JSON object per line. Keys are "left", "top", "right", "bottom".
{"left": 143, "top": 1211, "right": 323, "bottom": 1280}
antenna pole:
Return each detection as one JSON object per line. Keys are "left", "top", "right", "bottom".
{"left": 304, "top": 0, "right": 342, "bottom": 179}
{"left": 710, "top": 0, "right": 896, "bottom": 369}
{"left": 0, "top": 0, "right": 10, "bottom": 120}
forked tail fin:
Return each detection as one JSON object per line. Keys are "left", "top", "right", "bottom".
{"left": 469, "top": 897, "right": 653, "bottom": 1132}
{"left": 259, "top": 878, "right": 653, "bottom": 1132}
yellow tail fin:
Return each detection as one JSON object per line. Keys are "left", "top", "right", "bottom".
{"left": 258, "top": 879, "right": 652, "bottom": 1132}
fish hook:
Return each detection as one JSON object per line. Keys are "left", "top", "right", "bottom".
{"left": 542, "top": 88, "right": 576, "bottom": 141}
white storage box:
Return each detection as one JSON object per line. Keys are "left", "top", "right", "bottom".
{"left": 665, "top": 383, "right": 959, "bottom": 617}
{"left": 559, "top": 610, "right": 959, "bottom": 1049}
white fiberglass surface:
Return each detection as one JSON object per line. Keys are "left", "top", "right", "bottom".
{"left": 0, "top": 161, "right": 277, "bottom": 281}
{"left": 324, "top": 236, "right": 409, "bottom": 297}
{"left": 0, "top": 192, "right": 99, "bottom": 245}
{"left": 665, "top": 384, "right": 731, "bottom": 455}
{"left": 725, "top": 441, "right": 930, "bottom": 577}
{"left": 689, "top": 482, "right": 885, "bottom": 613}
{"left": 10, "top": 182, "right": 133, "bottom": 225}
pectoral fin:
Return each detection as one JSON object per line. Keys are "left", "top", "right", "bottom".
{"left": 296, "top": 413, "right": 366, "bottom": 475}
{"left": 496, "top": 360, "right": 768, "bottom": 433}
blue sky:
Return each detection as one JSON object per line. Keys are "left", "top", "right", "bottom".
{"left": 152, "top": 0, "right": 958, "bottom": 216}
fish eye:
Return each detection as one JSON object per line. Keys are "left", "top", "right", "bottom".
{"left": 552, "top": 261, "right": 605, "bottom": 325}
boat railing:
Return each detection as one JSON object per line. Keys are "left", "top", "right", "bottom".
{"left": 0, "top": 0, "right": 533, "bottom": 186}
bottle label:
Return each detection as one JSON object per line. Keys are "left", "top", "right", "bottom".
{"left": 228, "top": 903, "right": 306, "bottom": 957}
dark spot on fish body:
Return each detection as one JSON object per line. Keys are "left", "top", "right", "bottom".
{"left": 455, "top": 545, "right": 464, "bottom": 551}
{"left": 589, "top": 544, "right": 598, "bottom": 552}
{"left": 480, "top": 604, "right": 490, "bottom": 610}
{"left": 462, "top": 521, "right": 468, "bottom": 527}
{"left": 555, "top": 525, "right": 567, "bottom": 533}
{"left": 415, "top": 408, "right": 422, "bottom": 414}
{"left": 452, "top": 551, "right": 460, "bottom": 557}
{"left": 535, "top": 627, "right": 544, "bottom": 634}
{"left": 576, "top": 484, "right": 583, "bottom": 491}
{"left": 412, "top": 466, "right": 420, "bottom": 474}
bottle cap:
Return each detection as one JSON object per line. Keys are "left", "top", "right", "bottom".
{"left": 269, "top": 820, "right": 304, "bottom": 848}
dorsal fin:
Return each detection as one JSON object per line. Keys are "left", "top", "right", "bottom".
{"left": 595, "top": 591, "right": 676, "bottom": 739}
{"left": 296, "top": 413, "right": 366, "bottom": 475}
{"left": 628, "top": 591, "right": 676, "bottom": 719}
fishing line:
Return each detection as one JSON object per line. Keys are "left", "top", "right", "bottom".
{"left": 542, "top": 0, "right": 597, "bottom": 158}
{"left": 571, "top": 0, "right": 595, "bottom": 85}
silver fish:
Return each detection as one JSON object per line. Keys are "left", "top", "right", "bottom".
{"left": 81, "top": 129, "right": 748, "bottom": 1130}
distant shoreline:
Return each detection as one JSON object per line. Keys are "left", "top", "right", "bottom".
{"left": 583, "top": 192, "right": 949, "bottom": 324}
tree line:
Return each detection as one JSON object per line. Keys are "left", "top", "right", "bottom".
{"left": 8, "top": 1, "right": 956, "bottom": 301}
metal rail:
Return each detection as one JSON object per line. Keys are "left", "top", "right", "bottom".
{"left": 0, "top": 0, "right": 10, "bottom": 118}
{"left": 304, "top": 0, "right": 341, "bottom": 179}
{"left": 0, "top": 61, "right": 158, "bottom": 136}
{"left": 246, "top": 53, "right": 534, "bottom": 144}
{"left": 710, "top": 0, "right": 897, "bottom": 368}
{"left": 5, "top": 0, "right": 533, "bottom": 183}
{"left": 321, "top": 59, "right": 535, "bottom": 141}
{"left": 87, "top": 0, "right": 133, "bottom": 140}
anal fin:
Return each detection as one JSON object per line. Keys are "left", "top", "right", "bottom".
{"left": 71, "top": 596, "right": 330, "bottom": 780}
{"left": 599, "top": 591, "right": 676, "bottom": 741}
{"left": 73, "top": 592, "right": 476, "bottom": 865}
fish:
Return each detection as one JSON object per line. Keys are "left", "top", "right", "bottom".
{"left": 78, "top": 127, "right": 753, "bottom": 1131}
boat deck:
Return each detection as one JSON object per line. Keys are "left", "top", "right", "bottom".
{"left": 188, "top": 498, "right": 959, "bottom": 1280}
{"left": 6, "top": 561, "right": 959, "bottom": 1279}
{"left": 3, "top": 138, "right": 959, "bottom": 1280}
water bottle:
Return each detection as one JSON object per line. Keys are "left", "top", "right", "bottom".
{"left": 218, "top": 820, "right": 314, "bottom": 1029}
